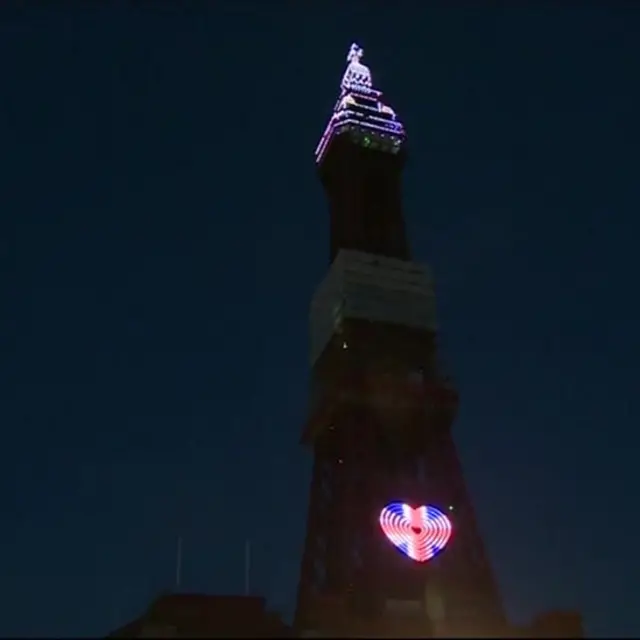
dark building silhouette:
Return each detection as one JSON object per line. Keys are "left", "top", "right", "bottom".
{"left": 527, "top": 611, "right": 585, "bottom": 638}
{"left": 107, "top": 593, "right": 291, "bottom": 638}
{"left": 293, "top": 44, "right": 583, "bottom": 638}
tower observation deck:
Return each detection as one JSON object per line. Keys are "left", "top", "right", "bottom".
{"left": 294, "top": 44, "right": 507, "bottom": 638}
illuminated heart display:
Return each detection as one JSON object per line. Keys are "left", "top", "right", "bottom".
{"left": 379, "top": 502, "right": 452, "bottom": 563}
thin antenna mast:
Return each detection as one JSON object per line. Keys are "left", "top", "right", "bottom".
{"left": 175, "top": 535, "right": 183, "bottom": 590}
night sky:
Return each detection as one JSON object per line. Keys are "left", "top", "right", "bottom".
{"left": 1, "top": 3, "right": 638, "bottom": 637}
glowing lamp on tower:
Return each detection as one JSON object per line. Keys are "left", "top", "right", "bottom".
{"left": 379, "top": 502, "right": 453, "bottom": 563}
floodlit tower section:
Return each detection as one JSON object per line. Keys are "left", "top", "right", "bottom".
{"left": 316, "top": 43, "right": 409, "bottom": 262}
{"left": 295, "top": 45, "right": 506, "bottom": 638}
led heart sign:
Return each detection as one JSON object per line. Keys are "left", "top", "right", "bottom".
{"left": 379, "top": 502, "right": 452, "bottom": 563}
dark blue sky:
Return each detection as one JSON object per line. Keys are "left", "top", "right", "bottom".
{"left": 1, "top": 3, "right": 638, "bottom": 637}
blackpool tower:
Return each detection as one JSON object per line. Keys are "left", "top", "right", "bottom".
{"left": 293, "top": 44, "right": 506, "bottom": 638}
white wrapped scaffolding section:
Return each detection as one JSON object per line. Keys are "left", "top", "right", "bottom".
{"left": 309, "top": 249, "right": 437, "bottom": 365}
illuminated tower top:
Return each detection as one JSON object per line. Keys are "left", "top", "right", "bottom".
{"left": 315, "top": 43, "right": 406, "bottom": 164}
{"left": 316, "top": 44, "right": 410, "bottom": 261}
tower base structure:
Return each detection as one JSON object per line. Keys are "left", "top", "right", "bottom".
{"left": 297, "top": 597, "right": 583, "bottom": 638}
{"left": 296, "top": 251, "right": 505, "bottom": 637}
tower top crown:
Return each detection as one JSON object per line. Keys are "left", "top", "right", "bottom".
{"left": 341, "top": 43, "right": 372, "bottom": 93}
{"left": 315, "top": 43, "right": 406, "bottom": 164}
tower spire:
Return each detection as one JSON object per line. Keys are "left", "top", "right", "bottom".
{"left": 315, "top": 43, "right": 405, "bottom": 166}
{"left": 340, "top": 43, "right": 372, "bottom": 93}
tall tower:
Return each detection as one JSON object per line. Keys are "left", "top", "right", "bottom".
{"left": 294, "top": 45, "right": 506, "bottom": 638}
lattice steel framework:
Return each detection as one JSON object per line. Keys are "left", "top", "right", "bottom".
{"left": 294, "top": 45, "right": 505, "bottom": 638}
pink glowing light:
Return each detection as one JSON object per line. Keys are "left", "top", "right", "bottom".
{"left": 379, "top": 502, "right": 452, "bottom": 563}
{"left": 315, "top": 43, "right": 405, "bottom": 163}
